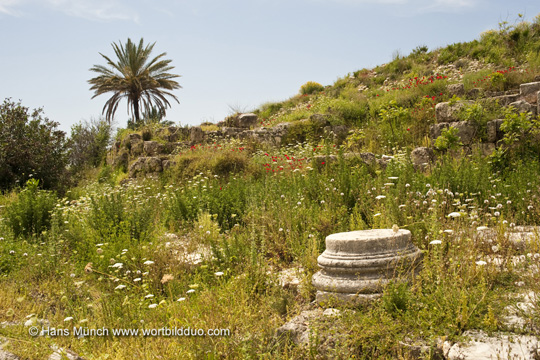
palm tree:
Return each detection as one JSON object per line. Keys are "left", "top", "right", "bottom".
{"left": 88, "top": 38, "right": 181, "bottom": 125}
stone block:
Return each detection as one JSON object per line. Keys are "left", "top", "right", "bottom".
{"left": 447, "top": 83, "right": 464, "bottom": 96}
{"left": 128, "top": 157, "right": 163, "bottom": 178}
{"left": 130, "top": 137, "right": 144, "bottom": 156}
{"left": 410, "top": 147, "right": 435, "bottom": 169}
{"left": 486, "top": 119, "right": 504, "bottom": 143}
{"left": 445, "top": 330, "right": 539, "bottom": 360}
{"left": 509, "top": 100, "right": 537, "bottom": 116}
{"left": 429, "top": 122, "right": 450, "bottom": 140}
{"left": 487, "top": 93, "right": 520, "bottom": 106}
{"left": 190, "top": 126, "right": 204, "bottom": 143}
{"left": 520, "top": 81, "right": 540, "bottom": 97}
{"left": 449, "top": 121, "right": 477, "bottom": 145}
{"left": 237, "top": 113, "right": 258, "bottom": 128}
{"left": 435, "top": 100, "right": 473, "bottom": 123}
{"left": 143, "top": 141, "right": 164, "bottom": 156}
{"left": 221, "top": 127, "right": 243, "bottom": 137}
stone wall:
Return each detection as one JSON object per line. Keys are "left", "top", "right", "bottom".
{"left": 107, "top": 113, "right": 351, "bottom": 178}
{"left": 429, "top": 81, "right": 540, "bottom": 152}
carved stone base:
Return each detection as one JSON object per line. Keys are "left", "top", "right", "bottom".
{"left": 312, "top": 229, "right": 422, "bottom": 305}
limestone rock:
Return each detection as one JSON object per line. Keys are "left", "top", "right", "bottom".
{"left": 112, "top": 148, "right": 129, "bottom": 170}
{"left": 520, "top": 81, "right": 540, "bottom": 103}
{"left": 447, "top": 83, "right": 465, "bottom": 96}
{"left": 309, "top": 113, "right": 331, "bottom": 127}
{"left": 435, "top": 100, "right": 473, "bottom": 123}
{"left": 357, "top": 152, "right": 377, "bottom": 166}
{"left": 445, "top": 330, "right": 539, "bottom": 360}
{"left": 221, "top": 127, "right": 243, "bottom": 137}
{"left": 121, "top": 133, "right": 141, "bottom": 149}
{"left": 276, "top": 268, "right": 302, "bottom": 291}
{"left": 449, "top": 121, "right": 477, "bottom": 145}
{"left": 190, "top": 126, "right": 204, "bottom": 143}
{"left": 143, "top": 141, "right": 164, "bottom": 156}
{"left": 410, "top": 147, "right": 434, "bottom": 169}
{"left": 503, "top": 291, "right": 536, "bottom": 331}
{"left": 162, "top": 159, "right": 176, "bottom": 171}
{"left": 475, "top": 226, "right": 540, "bottom": 251}
{"left": 430, "top": 123, "right": 450, "bottom": 140}
{"left": 486, "top": 119, "right": 504, "bottom": 143}
{"left": 0, "top": 350, "right": 19, "bottom": 360}
{"left": 237, "top": 113, "right": 258, "bottom": 128}
{"left": 327, "top": 125, "right": 349, "bottom": 143}
{"left": 48, "top": 346, "right": 86, "bottom": 360}
{"left": 322, "top": 308, "right": 341, "bottom": 317}
{"left": 487, "top": 93, "right": 520, "bottom": 106}
{"left": 130, "top": 137, "right": 144, "bottom": 156}
{"left": 128, "top": 157, "right": 163, "bottom": 178}
{"left": 509, "top": 100, "right": 537, "bottom": 116}
{"left": 312, "top": 229, "right": 422, "bottom": 304}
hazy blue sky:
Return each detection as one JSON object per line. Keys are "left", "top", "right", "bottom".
{"left": 1, "top": 0, "right": 540, "bottom": 134}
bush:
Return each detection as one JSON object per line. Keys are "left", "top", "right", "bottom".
{"left": 434, "top": 126, "right": 462, "bottom": 151}
{"left": 5, "top": 179, "right": 57, "bottom": 238}
{"left": 0, "top": 99, "right": 68, "bottom": 191}
{"left": 299, "top": 81, "right": 324, "bottom": 95}
{"left": 68, "top": 117, "right": 112, "bottom": 173}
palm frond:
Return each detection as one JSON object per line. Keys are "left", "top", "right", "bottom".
{"left": 88, "top": 38, "right": 181, "bottom": 124}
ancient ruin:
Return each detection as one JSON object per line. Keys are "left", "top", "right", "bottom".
{"left": 312, "top": 229, "right": 422, "bottom": 304}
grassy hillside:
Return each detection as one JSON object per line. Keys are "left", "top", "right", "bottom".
{"left": 1, "top": 15, "right": 540, "bottom": 360}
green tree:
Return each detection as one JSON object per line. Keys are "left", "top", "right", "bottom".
{"left": 68, "top": 116, "right": 112, "bottom": 172}
{"left": 88, "top": 38, "right": 181, "bottom": 126}
{"left": 0, "top": 99, "right": 68, "bottom": 191}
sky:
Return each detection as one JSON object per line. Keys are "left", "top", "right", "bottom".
{"left": 1, "top": 0, "right": 540, "bottom": 135}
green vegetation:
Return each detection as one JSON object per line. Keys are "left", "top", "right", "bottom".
{"left": 0, "top": 99, "right": 68, "bottom": 191}
{"left": 69, "top": 117, "right": 112, "bottom": 175}
{"left": 1, "top": 14, "right": 540, "bottom": 360}
{"left": 299, "top": 81, "right": 325, "bottom": 95}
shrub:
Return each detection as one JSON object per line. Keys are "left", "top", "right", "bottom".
{"left": 434, "top": 126, "right": 462, "bottom": 151}
{"left": 299, "top": 81, "right": 324, "bottom": 95}
{"left": 490, "top": 72, "right": 507, "bottom": 91}
{"left": 5, "top": 179, "right": 57, "bottom": 238}
{"left": 0, "top": 99, "right": 68, "bottom": 191}
{"left": 68, "top": 117, "right": 112, "bottom": 173}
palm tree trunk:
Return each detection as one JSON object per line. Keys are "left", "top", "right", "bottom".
{"left": 133, "top": 98, "right": 140, "bottom": 124}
